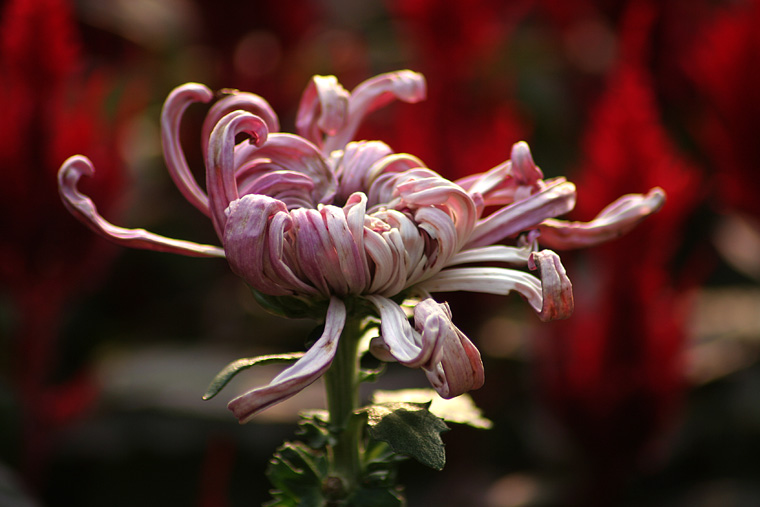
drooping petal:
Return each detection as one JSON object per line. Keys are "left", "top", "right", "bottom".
{"left": 528, "top": 250, "right": 574, "bottom": 321}
{"left": 415, "top": 299, "right": 484, "bottom": 399}
{"left": 160, "top": 83, "right": 214, "bottom": 216}
{"left": 465, "top": 179, "right": 577, "bottom": 249}
{"left": 227, "top": 297, "right": 347, "bottom": 423}
{"left": 537, "top": 187, "right": 666, "bottom": 249}
{"left": 58, "top": 156, "right": 224, "bottom": 257}
{"left": 324, "top": 70, "right": 427, "bottom": 153}
{"left": 365, "top": 295, "right": 438, "bottom": 368}
{"left": 295, "top": 75, "right": 350, "bottom": 149}
{"left": 206, "top": 110, "right": 269, "bottom": 236}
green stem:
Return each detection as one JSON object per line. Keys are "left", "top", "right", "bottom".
{"left": 323, "top": 313, "right": 363, "bottom": 492}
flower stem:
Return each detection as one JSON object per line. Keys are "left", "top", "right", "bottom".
{"left": 323, "top": 312, "right": 363, "bottom": 493}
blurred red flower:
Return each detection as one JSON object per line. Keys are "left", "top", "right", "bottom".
{"left": 0, "top": 0, "right": 132, "bottom": 489}
{"left": 534, "top": 1, "right": 705, "bottom": 501}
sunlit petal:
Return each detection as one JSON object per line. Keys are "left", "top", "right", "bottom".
{"left": 365, "top": 295, "right": 436, "bottom": 368}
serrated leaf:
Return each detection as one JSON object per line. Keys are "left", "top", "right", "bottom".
{"left": 363, "top": 402, "right": 449, "bottom": 470}
{"left": 202, "top": 353, "right": 304, "bottom": 400}
{"left": 372, "top": 389, "right": 493, "bottom": 429}
{"left": 295, "top": 410, "right": 333, "bottom": 450}
{"left": 265, "top": 441, "right": 327, "bottom": 506}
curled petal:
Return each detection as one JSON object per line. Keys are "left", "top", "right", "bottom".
{"left": 58, "top": 156, "right": 224, "bottom": 258}
{"left": 365, "top": 295, "right": 438, "bottom": 368}
{"left": 227, "top": 297, "right": 346, "bottom": 423}
{"left": 398, "top": 177, "right": 477, "bottom": 247}
{"left": 224, "top": 194, "right": 293, "bottom": 295}
{"left": 201, "top": 89, "right": 280, "bottom": 156}
{"left": 366, "top": 155, "right": 428, "bottom": 208}
{"left": 413, "top": 206, "right": 459, "bottom": 280}
{"left": 206, "top": 111, "right": 269, "bottom": 236}
{"left": 537, "top": 187, "right": 666, "bottom": 249}
{"left": 335, "top": 141, "right": 393, "bottom": 201}
{"left": 295, "top": 75, "right": 350, "bottom": 148}
{"left": 510, "top": 141, "right": 544, "bottom": 186}
{"left": 465, "top": 179, "right": 577, "bottom": 249}
{"left": 528, "top": 250, "right": 574, "bottom": 321}
{"left": 324, "top": 70, "right": 427, "bottom": 153}
{"left": 161, "top": 83, "right": 214, "bottom": 216}
{"left": 416, "top": 300, "right": 484, "bottom": 399}
{"left": 234, "top": 133, "right": 337, "bottom": 207}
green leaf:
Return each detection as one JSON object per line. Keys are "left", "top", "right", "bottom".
{"left": 358, "top": 363, "right": 386, "bottom": 384}
{"left": 362, "top": 402, "right": 449, "bottom": 470}
{"left": 372, "top": 389, "right": 493, "bottom": 429}
{"left": 202, "top": 353, "right": 304, "bottom": 400}
{"left": 295, "top": 410, "right": 333, "bottom": 450}
{"left": 265, "top": 441, "right": 327, "bottom": 507}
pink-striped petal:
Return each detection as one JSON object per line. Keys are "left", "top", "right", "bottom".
{"left": 206, "top": 110, "right": 269, "bottom": 237}
{"left": 528, "top": 250, "right": 574, "bottom": 321}
{"left": 295, "top": 75, "right": 350, "bottom": 149}
{"left": 58, "top": 156, "right": 224, "bottom": 258}
{"left": 537, "top": 187, "right": 666, "bottom": 249}
{"left": 365, "top": 295, "right": 437, "bottom": 368}
{"left": 335, "top": 141, "right": 393, "bottom": 201}
{"left": 234, "top": 133, "right": 337, "bottom": 207}
{"left": 416, "top": 299, "right": 484, "bottom": 399}
{"left": 161, "top": 83, "right": 214, "bottom": 216}
{"left": 465, "top": 179, "right": 577, "bottom": 249}
{"left": 324, "top": 70, "right": 427, "bottom": 153}
{"left": 227, "top": 297, "right": 346, "bottom": 423}
{"left": 224, "top": 194, "right": 292, "bottom": 295}
{"left": 201, "top": 89, "right": 280, "bottom": 156}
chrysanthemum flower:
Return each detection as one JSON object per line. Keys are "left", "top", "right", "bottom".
{"left": 59, "top": 70, "right": 665, "bottom": 423}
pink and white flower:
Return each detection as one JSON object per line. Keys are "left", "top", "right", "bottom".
{"left": 58, "top": 70, "right": 665, "bottom": 423}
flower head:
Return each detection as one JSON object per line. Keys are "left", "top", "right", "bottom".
{"left": 59, "top": 70, "right": 664, "bottom": 423}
